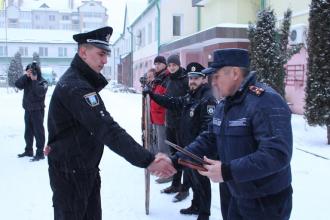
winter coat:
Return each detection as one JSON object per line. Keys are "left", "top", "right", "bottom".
{"left": 180, "top": 72, "right": 293, "bottom": 199}
{"left": 150, "top": 84, "right": 217, "bottom": 146}
{"left": 150, "top": 68, "right": 169, "bottom": 125}
{"left": 165, "top": 67, "right": 189, "bottom": 128}
{"left": 47, "top": 54, "right": 154, "bottom": 172}
{"left": 15, "top": 74, "right": 48, "bottom": 111}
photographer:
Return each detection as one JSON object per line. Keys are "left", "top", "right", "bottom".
{"left": 15, "top": 62, "right": 48, "bottom": 161}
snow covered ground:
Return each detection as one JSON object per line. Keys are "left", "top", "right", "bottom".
{"left": 0, "top": 87, "right": 329, "bottom": 220}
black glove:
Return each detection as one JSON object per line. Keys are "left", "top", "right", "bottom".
{"left": 142, "top": 85, "right": 152, "bottom": 97}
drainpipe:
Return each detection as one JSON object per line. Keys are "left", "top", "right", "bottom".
{"left": 260, "top": 0, "right": 265, "bottom": 10}
{"left": 156, "top": 0, "right": 160, "bottom": 55}
{"left": 127, "top": 28, "right": 134, "bottom": 87}
{"left": 197, "top": 7, "right": 201, "bottom": 32}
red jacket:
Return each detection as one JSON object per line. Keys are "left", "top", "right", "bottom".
{"left": 150, "top": 69, "right": 169, "bottom": 125}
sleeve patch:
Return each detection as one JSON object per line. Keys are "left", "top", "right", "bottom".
{"left": 207, "top": 105, "right": 215, "bottom": 115}
{"left": 84, "top": 92, "right": 99, "bottom": 107}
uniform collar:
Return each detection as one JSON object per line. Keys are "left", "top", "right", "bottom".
{"left": 189, "top": 83, "right": 210, "bottom": 99}
{"left": 224, "top": 72, "right": 256, "bottom": 111}
{"left": 71, "top": 53, "right": 108, "bottom": 92}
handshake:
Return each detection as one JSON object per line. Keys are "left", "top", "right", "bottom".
{"left": 147, "top": 153, "right": 177, "bottom": 178}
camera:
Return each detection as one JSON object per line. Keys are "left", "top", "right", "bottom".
{"left": 139, "top": 75, "right": 147, "bottom": 87}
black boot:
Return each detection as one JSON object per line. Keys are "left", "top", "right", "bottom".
{"left": 30, "top": 153, "right": 45, "bottom": 162}
{"left": 180, "top": 204, "right": 199, "bottom": 215}
{"left": 161, "top": 185, "right": 181, "bottom": 194}
{"left": 155, "top": 176, "right": 173, "bottom": 184}
{"left": 17, "top": 150, "right": 33, "bottom": 158}
{"left": 173, "top": 190, "right": 189, "bottom": 202}
{"left": 197, "top": 214, "right": 209, "bottom": 220}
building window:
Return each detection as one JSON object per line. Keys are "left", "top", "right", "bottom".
{"left": 19, "top": 47, "right": 28, "bottom": 57}
{"left": 0, "top": 46, "right": 7, "bottom": 56}
{"left": 62, "top": 15, "right": 70, "bottom": 20}
{"left": 141, "top": 27, "right": 146, "bottom": 47}
{"left": 49, "top": 15, "right": 55, "bottom": 21}
{"left": 148, "top": 22, "right": 152, "bottom": 44}
{"left": 173, "top": 15, "right": 182, "bottom": 36}
{"left": 39, "top": 47, "right": 48, "bottom": 57}
{"left": 58, "top": 47, "right": 67, "bottom": 57}
{"left": 35, "top": 15, "right": 40, "bottom": 20}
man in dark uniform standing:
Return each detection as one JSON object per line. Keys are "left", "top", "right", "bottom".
{"left": 144, "top": 62, "right": 216, "bottom": 220}
{"left": 15, "top": 62, "right": 48, "bottom": 161}
{"left": 45, "top": 27, "right": 176, "bottom": 220}
{"left": 162, "top": 54, "right": 189, "bottom": 196}
{"left": 173, "top": 49, "right": 293, "bottom": 220}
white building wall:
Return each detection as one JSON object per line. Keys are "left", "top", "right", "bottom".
{"left": 159, "top": 0, "right": 197, "bottom": 44}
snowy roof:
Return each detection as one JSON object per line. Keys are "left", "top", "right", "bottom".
{"left": 20, "top": 0, "right": 76, "bottom": 12}
{"left": 0, "top": 28, "right": 78, "bottom": 44}
{"left": 161, "top": 23, "right": 249, "bottom": 46}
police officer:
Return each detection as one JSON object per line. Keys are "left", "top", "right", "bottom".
{"left": 173, "top": 48, "right": 293, "bottom": 220}
{"left": 144, "top": 62, "right": 216, "bottom": 220}
{"left": 15, "top": 62, "right": 48, "bottom": 161}
{"left": 45, "top": 27, "right": 176, "bottom": 220}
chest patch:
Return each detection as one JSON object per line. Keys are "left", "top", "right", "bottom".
{"left": 213, "top": 118, "right": 222, "bottom": 126}
{"left": 84, "top": 92, "right": 99, "bottom": 107}
{"left": 228, "top": 118, "right": 248, "bottom": 127}
{"left": 189, "top": 109, "right": 194, "bottom": 117}
{"left": 207, "top": 105, "right": 215, "bottom": 115}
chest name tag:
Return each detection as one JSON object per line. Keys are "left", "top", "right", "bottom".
{"left": 229, "top": 118, "right": 248, "bottom": 127}
{"left": 84, "top": 92, "right": 99, "bottom": 107}
{"left": 213, "top": 118, "right": 222, "bottom": 127}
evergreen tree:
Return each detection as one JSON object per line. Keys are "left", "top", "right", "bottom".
{"left": 33, "top": 52, "right": 41, "bottom": 66}
{"left": 305, "top": 0, "right": 330, "bottom": 144}
{"left": 7, "top": 52, "right": 23, "bottom": 87}
{"left": 248, "top": 8, "right": 302, "bottom": 97}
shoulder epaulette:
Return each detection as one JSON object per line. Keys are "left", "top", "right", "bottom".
{"left": 249, "top": 85, "right": 265, "bottom": 96}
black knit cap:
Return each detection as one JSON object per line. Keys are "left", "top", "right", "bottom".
{"left": 154, "top": 56, "right": 167, "bottom": 65}
{"left": 73, "top": 26, "right": 113, "bottom": 52}
{"left": 167, "top": 54, "right": 181, "bottom": 66}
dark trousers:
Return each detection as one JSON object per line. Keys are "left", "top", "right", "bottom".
{"left": 24, "top": 109, "right": 45, "bottom": 155}
{"left": 166, "top": 126, "right": 182, "bottom": 187}
{"left": 227, "top": 186, "right": 293, "bottom": 220}
{"left": 220, "top": 183, "right": 231, "bottom": 220}
{"left": 181, "top": 169, "right": 191, "bottom": 191}
{"left": 49, "top": 167, "right": 102, "bottom": 220}
{"left": 188, "top": 169, "right": 211, "bottom": 216}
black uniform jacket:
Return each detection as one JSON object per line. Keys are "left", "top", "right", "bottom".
{"left": 165, "top": 67, "right": 189, "bottom": 128}
{"left": 47, "top": 54, "right": 154, "bottom": 172}
{"left": 15, "top": 74, "right": 48, "bottom": 111}
{"left": 150, "top": 84, "right": 217, "bottom": 146}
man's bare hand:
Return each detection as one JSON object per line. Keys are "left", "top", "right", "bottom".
{"left": 148, "top": 153, "right": 177, "bottom": 178}
{"left": 198, "top": 156, "right": 224, "bottom": 183}
{"left": 25, "top": 69, "right": 32, "bottom": 77}
{"left": 44, "top": 145, "right": 51, "bottom": 156}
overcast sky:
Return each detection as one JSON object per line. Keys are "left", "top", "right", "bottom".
{"left": 76, "top": 0, "right": 148, "bottom": 42}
